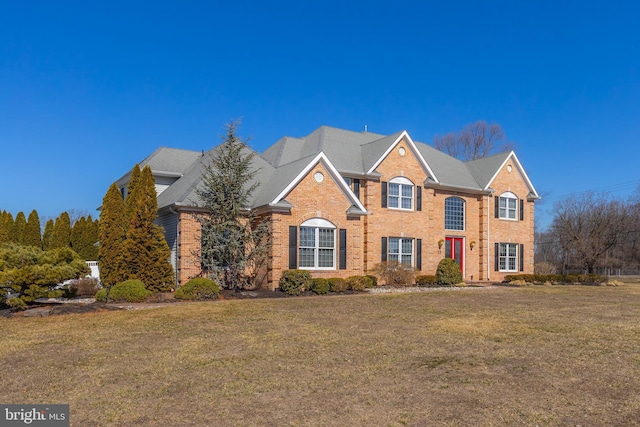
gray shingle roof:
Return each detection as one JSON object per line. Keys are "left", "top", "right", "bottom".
{"left": 132, "top": 125, "right": 534, "bottom": 212}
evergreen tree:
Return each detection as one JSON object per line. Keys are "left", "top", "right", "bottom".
{"left": 42, "top": 219, "right": 54, "bottom": 250}
{"left": 5, "top": 212, "right": 17, "bottom": 243}
{"left": 24, "top": 210, "right": 42, "bottom": 248}
{"left": 121, "top": 166, "right": 174, "bottom": 292}
{"left": 0, "top": 211, "right": 7, "bottom": 245}
{"left": 50, "top": 212, "right": 71, "bottom": 249}
{"left": 197, "top": 120, "right": 271, "bottom": 291}
{"left": 83, "top": 216, "right": 99, "bottom": 260}
{"left": 98, "top": 183, "right": 127, "bottom": 288}
{"left": 125, "top": 164, "right": 141, "bottom": 223}
{"left": 71, "top": 216, "right": 87, "bottom": 259}
{"left": 14, "top": 212, "right": 27, "bottom": 245}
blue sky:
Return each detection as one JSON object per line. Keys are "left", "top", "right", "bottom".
{"left": 1, "top": 1, "right": 639, "bottom": 229}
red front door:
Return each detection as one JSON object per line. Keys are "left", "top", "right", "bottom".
{"left": 445, "top": 237, "right": 464, "bottom": 275}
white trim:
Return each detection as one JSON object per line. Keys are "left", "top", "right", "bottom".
{"left": 444, "top": 196, "right": 466, "bottom": 231}
{"left": 298, "top": 223, "right": 336, "bottom": 270}
{"left": 484, "top": 152, "right": 540, "bottom": 199}
{"left": 300, "top": 218, "right": 335, "bottom": 228}
{"left": 366, "top": 131, "right": 439, "bottom": 183}
{"left": 270, "top": 152, "right": 367, "bottom": 213}
{"left": 498, "top": 243, "right": 519, "bottom": 272}
{"left": 498, "top": 192, "right": 518, "bottom": 221}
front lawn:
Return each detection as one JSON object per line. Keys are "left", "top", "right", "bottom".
{"left": 2, "top": 285, "right": 640, "bottom": 426}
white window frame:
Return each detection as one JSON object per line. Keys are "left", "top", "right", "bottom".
{"left": 499, "top": 243, "right": 518, "bottom": 272}
{"left": 298, "top": 218, "right": 336, "bottom": 270}
{"left": 388, "top": 177, "right": 414, "bottom": 211}
{"left": 388, "top": 237, "right": 414, "bottom": 267}
{"left": 444, "top": 196, "right": 465, "bottom": 231}
{"left": 499, "top": 192, "right": 518, "bottom": 220}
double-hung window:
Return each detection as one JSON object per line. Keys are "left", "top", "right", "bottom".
{"left": 388, "top": 177, "right": 413, "bottom": 210}
{"left": 499, "top": 243, "right": 518, "bottom": 271}
{"left": 388, "top": 237, "right": 414, "bottom": 266}
{"left": 299, "top": 218, "right": 335, "bottom": 269}
{"left": 445, "top": 197, "right": 465, "bottom": 230}
{"left": 499, "top": 192, "right": 518, "bottom": 220}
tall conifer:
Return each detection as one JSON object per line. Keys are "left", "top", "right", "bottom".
{"left": 42, "top": 219, "right": 54, "bottom": 250}
{"left": 14, "top": 212, "right": 27, "bottom": 245}
{"left": 24, "top": 210, "right": 42, "bottom": 248}
{"left": 98, "top": 183, "right": 128, "bottom": 287}
{"left": 50, "top": 212, "right": 71, "bottom": 249}
{"left": 121, "top": 166, "right": 174, "bottom": 291}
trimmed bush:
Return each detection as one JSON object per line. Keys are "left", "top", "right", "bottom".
{"left": 416, "top": 275, "right": 439, "bottom": 287}
{"left": 365, "top": 275, "right": 378, "bottom": 287}
{"left": 68, "top": 277, "right": 101, "bottom": 297}
{"left": 95, "top": 279, "right": 152, "bottom": 303}
{"left": 328, "top": 278, "right": 347, "bottom": 293}
{"left": 346, "top": 275, "right": 372, "bottom": 291}
{"left": 309, "top": 278, "right": 330, "bottom": 295}
{"left": 369, "top": 261, "right": 416, "bottom": 286}
{"left": 436, "top": 258, "right": 463, "bottom": 286}
{"left": 279, "top": 270, "right": 312, "bottom": 296}
{"left": 174, "top": 277, "right": 220, "bottom": 300}
{"left": 504, "top": 274, "right": 606, "bottom": 284}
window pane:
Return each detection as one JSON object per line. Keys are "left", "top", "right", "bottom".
{"left": 389, "top": 183, "right": 399, "bottom": 196}
{"left": 445, "top": 197, "right": 464, "bottom": 230}
{"left": 500, "top": 244, "right": 507, "bottom": 256}
{"left": 389, "top": 196, "right": 399, "bottom": 208}
{"left": 508, "top": 244, "right": 516, "bottom": 256}
{"left": 401, "top": 254, "right": 412, "bottom": 265}
{"left": 402, "top": 239, "right": 413, "bottom": 254}
{"left": 401, "top": 185, "right": 412, "bottom": 197}
{"left": 299, "top": 248, "right": 315, "bottom": 267}
{"left": 389, "top": 254, "right": 399, "bottom": 263}
{"left": 299, "top": 227, "right": 315, "bottom": 247}
{"left": 401, "top": 197, "right": 412, "bottom": 209}
{"left": 508, "top": 209, "right": 516, "bottom": 219}
{"left": 500, "top": 258, "right": 506, "bottom": 270}
{"left": 508, "top": 198, "right": 517, "bottom": 209}
{"left": 318, "top": 228, "right": 334, "bottom": 248}
{"left": 500, "top": 198, "right": 507, "bottom": 208}
{"left": 318, "top": 249, "right": 334, "bottom": 267}
{"left": 389, "top": 238, "right": 400, "bottom": 254}
{"left": 508, "top": 258, "right": 516, "bottom": 270}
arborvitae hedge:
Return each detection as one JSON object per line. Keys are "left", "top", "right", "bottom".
{"left": 98, "top": 183, "right": 127, "bottom": 288}
{"left": 50, "top": 212, "right": 71, "bottom": 249}
{"left": 24, "top": 210, "right": 42, "bottom": 248}
{"left": 14, "top": 212, "right": 26, "bottom": 245}
{"left": 42, "top": 219, "right": 54, "bottom": 250}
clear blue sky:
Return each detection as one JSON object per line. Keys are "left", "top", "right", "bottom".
{"left": 1, "top": 1, "right": 639, "bottom": 229}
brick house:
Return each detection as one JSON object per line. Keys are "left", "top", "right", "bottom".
{"left": 115, "top": 126, "right": 539, "bottom": 289}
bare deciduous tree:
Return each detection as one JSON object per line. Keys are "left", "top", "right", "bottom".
{"left": 433, "top": 120, "right": 514, "bottom": 161}
{"left": 551, "top": 193, "right": 630, "bottom": 274}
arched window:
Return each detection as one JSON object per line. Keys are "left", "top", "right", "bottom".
{"left": 299, "top": 218, "right": 336, "bottom": 269}
{"left": 498, "top": 192, "right": 518, "bottom": 220}
{"left": 388, "top": 177, "right": 414, "bottom": 210}
{"left": 445, "top": 197, "right": 465, "bottom": 230}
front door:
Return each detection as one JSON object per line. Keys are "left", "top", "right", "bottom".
{"left": 445, "top": 237, "right": 464, "bottom": 275}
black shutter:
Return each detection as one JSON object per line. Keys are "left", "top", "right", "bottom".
{"left": 381, "top": 237, "right": 387, "bottom": 262}
{"left": 339, "top": 229, "right": 347, "bottom": 270}
{"left": 520, "top": 199, "right": 524, "bottom": 221}
{"left": 494, "top": 196, "right": 500, "bottom": 218}
{"left": 416, "top": 186, "right": 422, "bottom": 211}
{"left": 416, "top": 239, "right": 422, "bottom": 271}
{"left": 494, "top": 242, "right": 500, "bottom": 271}
{"left": 520, "top": 244, "right": 524, "bottom": 272}
{"left": 353, "top": 179, "right": 360, "bottom": 199}
{"left": 288, "top": 226, "right": 297, "bottom": 269}
{"left": 381, "top": 182, "right": 388, "bottom": 208}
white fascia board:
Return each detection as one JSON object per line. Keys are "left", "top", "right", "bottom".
{"left": 270, "top": 152, "right": 368, "bottom": 213}
{"left": 484, "top": 151, "right": 540, "bottom": 199}
{"left": 366, "top": 131, "right": 439, "bottom": 183}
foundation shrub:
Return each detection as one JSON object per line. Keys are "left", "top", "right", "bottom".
{"left": 436, "top": 258, "right": 463, "bottom": 286}
{"left": 346, "top": 275, "right": 372, "bottom": 291}
{"left": 416, "top": 275, "right": 439, "bottom": 287}
{"left": 369, "top": 261, "right": 416, "bottom": 286}
{"left": 328, "top": 278, "right": 347, "bottom": 293}
{"left": 279, "top": 270, "right": 312, "bottom": 296}
{"left": 174, "top": 277, "right": 220, "bottom": 300}
{"left": 365, "top": 275, "right": 378, "bottom": 287}
{"left": 95, "top": 279, "right": 152, "bottom": 303}
{"left": 309, "top": 278, "right": 330, "bottom": 295}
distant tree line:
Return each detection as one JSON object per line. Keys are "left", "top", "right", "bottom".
{"left": 98, "top": 164, "right": 175, "bottom": 292}
{"left": 0, "top": 209, "right": 99, "bottom": 260}
{"left": 536, "top": 191, "right": 640, "bottom": 275}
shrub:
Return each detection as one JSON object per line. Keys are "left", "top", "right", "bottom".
{"left": 346, "top": 276, "right": 372, "bottom": 291}
{"left": 309, "top": 278, "right": 330, "bottom": 295}
{"left": 279, "top": 270, "right": 312, "bottom": 296}
{"left": 174, "top": 277, "right": 220, "bottom": 300}
{"left": 95, "top": 279, "right": 152, "bottom": 303}
{"left": 68, "top": 277, "right": 101, "bottom": 297}
{"left": 328, "top": 278, "right": 347, "bottom": 293}
{"left": 369, "top": 261, "right": 416, "bottom": 286}
{"left": 365, "top": 275, "right": 378, "bottom": 287}
{"left": 416, "top": 275, "right": 439, "bottom": 287}
{"left": 534, "top": 261, "right": 557, "bottom": 275}
{"left": 436, "top": 258, "right": 463, "bottom": 286}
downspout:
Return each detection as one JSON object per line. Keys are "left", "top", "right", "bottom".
{"left": 487, "top": 193, "right": 491, "bottom": 281}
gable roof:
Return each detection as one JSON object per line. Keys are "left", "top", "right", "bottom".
{"left": 126, "top": 125, "right": 537, "bottom": 213}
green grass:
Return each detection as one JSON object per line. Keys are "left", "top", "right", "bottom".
{"left": 2, "top": 285, "right": 640, "bottom": 426}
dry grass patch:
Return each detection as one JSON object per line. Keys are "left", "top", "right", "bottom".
{"left": 2, "top": 286, "right": 640, "bottom": 426}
